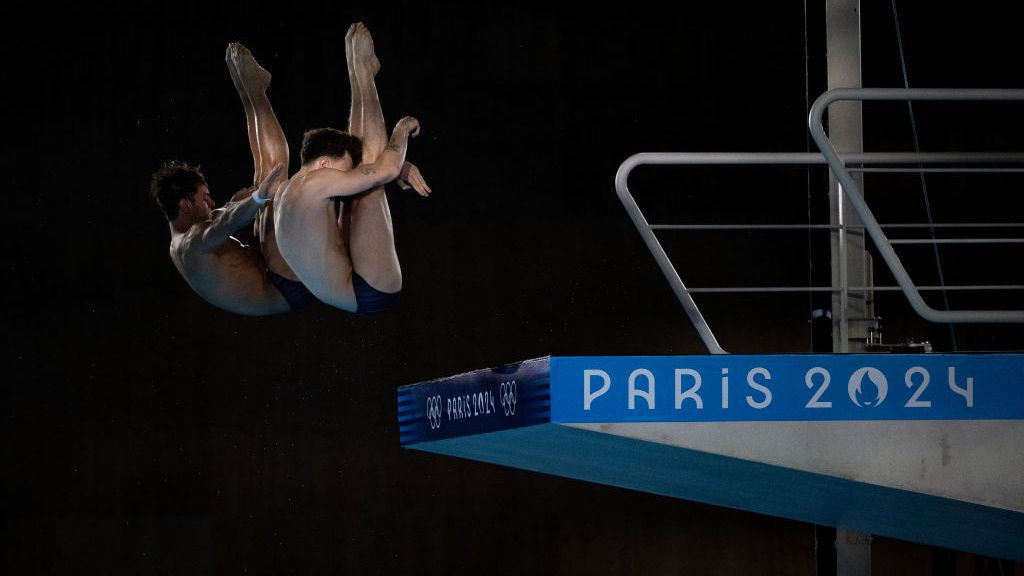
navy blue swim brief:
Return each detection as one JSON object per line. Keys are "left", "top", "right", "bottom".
{"left": 352, "top": 271, "right": 400, "bottom": 315}
{"left": 268, "top": 269, "right": 317, "bottom": 310}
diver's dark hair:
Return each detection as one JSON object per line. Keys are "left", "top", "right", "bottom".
{"left": 300, "top": 127, "right": 363, "bottom": 167}
{"left": 150, "top": 160, "right": 207, "bottom": 221}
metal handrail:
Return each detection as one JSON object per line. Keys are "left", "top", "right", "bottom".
{"left": 615, "top": 147, "right": 1024, "bottom": 353}
{"left": 808, "top": 88, "right": 1024, "bottom": 324}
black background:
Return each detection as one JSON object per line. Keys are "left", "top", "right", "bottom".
{"left": 9, "top": 2, "right": 1023, "bottom": 573}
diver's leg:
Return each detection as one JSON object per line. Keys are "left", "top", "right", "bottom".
{"left": 227, "top": 43, "right": 296, "bottom": 280}
{"left": 347, "top": 22, "right": 402, "bottom": 297}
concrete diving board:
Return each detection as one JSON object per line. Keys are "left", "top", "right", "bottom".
{"left": 398, "top": 355, "right": 1024, "bottom": 561}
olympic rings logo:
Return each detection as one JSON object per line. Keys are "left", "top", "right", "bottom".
{"left": 499, "top": 380, "right": 517, "bottom": 416}
{"left": 426, "top": 395, "right": 443, "bottom": 429}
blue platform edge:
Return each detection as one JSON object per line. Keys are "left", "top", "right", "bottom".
{"left": 398, "top": 355, "right": 1024, "bottom": 560}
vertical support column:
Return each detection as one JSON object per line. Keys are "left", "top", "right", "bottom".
{"left": 827, "top": 2, "right": 873, "bottom": 574}
{"left": 826, "top": 0, "right": 874, "bottom": 355}
{"left": 836, "top": 528, "right": 872, "bottom": 576}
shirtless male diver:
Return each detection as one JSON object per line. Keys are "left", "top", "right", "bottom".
{"left": 273, "top": 23, "right": 425, "bottom": 314}
{"left": 151, "top": 34, "right": 427, "bottom": 315}
{"left": 149, "top": 43, "right": 307, "bottom": 315}
{"left": 149, "top": 160, "right": 287, "bottom": 316}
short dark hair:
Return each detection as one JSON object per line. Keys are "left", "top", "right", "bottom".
{"left": 300, "top": 127, "right": 363, "bottom": 167}
{"left": 150, "top": 160, "right": 207, "bottom": 221}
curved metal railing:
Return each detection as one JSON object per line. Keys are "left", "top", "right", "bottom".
{"left": 808, "top": 88, "right": 1024, "bottom": 325}
{"left": 615, "top": 89, "right": 1024, "bottom": 353}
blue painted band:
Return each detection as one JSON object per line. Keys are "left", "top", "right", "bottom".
{"left": 398, "top": 357, "right": 551, "bottom": 445}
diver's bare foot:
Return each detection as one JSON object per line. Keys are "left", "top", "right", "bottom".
{"left": 225, "top": 44, "right": 246, "bottom": 98}
{"left": 350, "top": 22, "right": 381, "bottom": 78}
{"left": 345, "top": 23, "right": 358, "bottom": 76}
{"left": 227, "top": 42, "right": 271, "bottom": 93}
{"left": 345, "top": 22, "right": 358, "bottom": 55}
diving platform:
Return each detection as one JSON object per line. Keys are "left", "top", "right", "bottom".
{"left": 399, "top": 355, "right": 1024, "bottom": 561}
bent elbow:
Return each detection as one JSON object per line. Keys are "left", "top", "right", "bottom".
{"left": 370, "top": 152, "right": 404, "bottom": 186}
{"left": 380, "top": 164, "right": 402, "bottom": 184}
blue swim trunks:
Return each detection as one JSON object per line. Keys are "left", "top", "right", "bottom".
{"left": 352, "top": 271, "right": 400, "bottom": 315}
{"left": 268, "top": 269, "right": 316, "bottom": 310}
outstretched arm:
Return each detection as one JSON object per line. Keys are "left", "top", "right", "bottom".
{"left": 195, "top": 164, "right": 283, "bottom": 251}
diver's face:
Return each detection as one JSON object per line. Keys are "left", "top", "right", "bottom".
{"left": 183, "top": 184, "right": 214, "bottom": 220}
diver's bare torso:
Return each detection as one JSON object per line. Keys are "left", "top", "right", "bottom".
{"left": 170, "top": 219, "right": 290, "bottom": 316}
